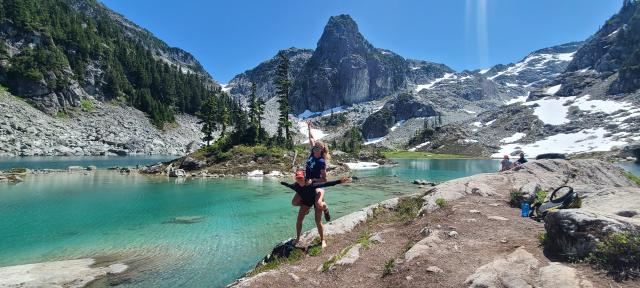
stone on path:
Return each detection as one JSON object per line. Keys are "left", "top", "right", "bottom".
{"left": 488, "top": 216, "right": 508, "bottom": 221}
{"left": 370, "top": 232, "right": 384, "bottom": 243}
{"left": 426, "top": 266, "right": 444, "bottom": 273}
{"left": 538, "top": 263, "right": 582, "bottom": 288}
{"left": 448, "top": 231, "right": 459, "bottom": 238}
{"left": 335, "top": 244, "right": 362, "bottom": 266}
{"left": 465, "top": 247, "right": 539, "bottom": 288}
{"left": 405, "top": 231, "right": 444, "bottom": 262}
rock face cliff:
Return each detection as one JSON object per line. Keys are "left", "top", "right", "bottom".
{"left": 289, "top": 15, "right": 408, "bottom": 113}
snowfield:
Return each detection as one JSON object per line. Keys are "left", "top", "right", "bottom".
{"left": 364, "top": 137, "right": 385, "bottom": 145}
{"left": 415, "top": 73, "right": 456, "bottom": 92}
{"left": 505, "top": 94, "right": 529, "bottom": 105}
{"left": 500, "top": 132, "right": 526, "bottom": 144}
{"left": 297, "top": 106, "right": 345, "bottom": 119}
{"left": 492, "top": 128, "right": 628, "bottom": 158}
{"left": 523, "top": 94, "right": 638, "bottom": 126}
{"left": 544, "top": 84, "right": 561, "bottom": 95}
{"left": 297, "top": 121, "right": 327, "bottom": 144}
{"left": 488, "top": 52, "right": 575, "bottom": 81}
{"left": 408, "top": 141, "right": 431, "bottom": 152}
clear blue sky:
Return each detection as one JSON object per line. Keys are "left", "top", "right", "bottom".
{"left": 101, "top": 0, "right": 622, "bottom": 83}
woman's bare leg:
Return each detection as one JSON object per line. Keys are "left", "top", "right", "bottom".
{"left": 292, "top": 193, "right": 302, "bottom": 206}
{"left": 314, "top": 207, "right": 326, "bottom": 248}
{"left": 315, "top": 188, "right": 327, "bottom": 210}
{"left": 295, "top": 205, "right": 310, "bottom": 244}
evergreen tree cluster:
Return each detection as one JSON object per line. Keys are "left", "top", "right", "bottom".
{"left": 407, "top": 115, "right": 442, "bottom": 147}
{"left": 0, "top": 0, "right": 228, "bottom": 127}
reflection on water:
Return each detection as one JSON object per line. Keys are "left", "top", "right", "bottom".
{"left": 0, "top": 157, "right": 500, "bottom": 287}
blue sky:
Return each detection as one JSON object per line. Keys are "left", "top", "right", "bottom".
{"left": 101, "top": 0, "right": 622, "bottom": 83}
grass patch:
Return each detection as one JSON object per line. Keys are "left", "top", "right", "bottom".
{"left": 80, "top": 99, "right": 93, "bottom": 111}
{"left": 356, "top": 230, "right": 373, "bottom": 249}
{"left": 383, "top": 151, "right": 472, "bottom": 159}
{"left": 396, "top": 196, "right": 425, "bottom": 220}
{"left": 382, "top": 259, "right": 395, "bottom": 277}
{"left": 588, "top": 231, "right": 640, "bottom": 281}
{"left": 435, "top": 198, "right": 446, "bottom": 208}
{"left": 308, "top": 245, "right": 323, "bottom": 257}
{"left": 624, "top": 171, "right": 640, "bottom": 186}
{"left": 322, "top": 246, "right": 351, "bottom": 272}
{"left": 55, "top": 110, "right": 68, "bottom": 119}
{"left": 538, "top": 232, "right": 549, "bottom": 247}
{"left": 250, "top": 248, "right": 304, "bottom": 276}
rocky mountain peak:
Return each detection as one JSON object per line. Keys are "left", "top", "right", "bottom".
{"left": 316, "top": 14, "right": 372, "bottom": 56}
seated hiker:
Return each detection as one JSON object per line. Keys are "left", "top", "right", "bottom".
{"left": 281, "top": 170, "right": 351, "bottom": 248}
{"left": 499, "top": 155, "right": 513, "bottom": 172}
{"left": 513, "top": 152, "right": 528, "bottom": 170}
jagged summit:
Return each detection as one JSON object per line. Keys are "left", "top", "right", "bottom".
{"left": 315, "top": 14, "right": 372, "bottom": 54}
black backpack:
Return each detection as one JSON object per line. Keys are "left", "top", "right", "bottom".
{"left": 530, "top": 186, "right": 581, "bottom": 219}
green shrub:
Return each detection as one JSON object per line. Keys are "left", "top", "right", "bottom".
{"left": 435, "top": 198, "right": 446, "bottom": 208}
{"left": 357, "top": 230, "right": 372, "bottom": 249}
{"left": 55, "top": 110, "right": 68, "bottom": 119}
{"left": 396, "top": 196, "right": 425, "bottom": 220}
{"left": 509, "top": 190, "right": 525, "bottom": 207}
{"left": 80, "top": 99, "right": 93, "bottom": 111}
{"left": 531, "top": 190, "right": 548, "bottom": 206}
{"left": 624, "top": 172, "right": 640, "bottom": 186}
{"left": 382, "top": 259, "right": 395, "bottom": 277}
{"left": 537, "top": 232, "right": 549, "bottom": 247}
{"left": 589, "top": 231, "right": 640, "bottom": 280}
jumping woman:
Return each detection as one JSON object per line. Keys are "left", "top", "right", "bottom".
{"left": 281, "top": 171, "right": 351, "bottom": 248}
{"left": 291, "top": 121, "right": 332, "bottom": 220}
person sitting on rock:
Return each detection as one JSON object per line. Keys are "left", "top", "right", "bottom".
{"left": 512, "top": 153, "right": 529, "bottom": 171}
{"left": 500, "top": 155, "right": 513, "bottom": 172}
{"left": 281, "top": 170, "right": 351, "bottom": 248}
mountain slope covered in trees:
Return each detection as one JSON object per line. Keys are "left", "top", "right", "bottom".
{"left": 0, "top": 0, "right": 230, "bottom": 126}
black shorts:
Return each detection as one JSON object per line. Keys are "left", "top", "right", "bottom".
{"left": 299, "top": 190, "right": 318, "bottom": 207}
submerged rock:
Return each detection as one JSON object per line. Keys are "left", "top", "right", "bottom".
{"left": 165, "top": 216, "right": 206, "bottom": 224}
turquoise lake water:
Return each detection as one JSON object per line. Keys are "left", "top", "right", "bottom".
{"left": 9, "top": 157, "right": 625, "bottom": 287}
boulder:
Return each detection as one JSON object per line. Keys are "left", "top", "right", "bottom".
{"left": 169, "top": 169, "right": 186, "bottom": 178}
{"left": 107, "top": 148, "right": 128, "bottom": 156}
{"left": 140, "top": 163, "right": 164, "bottom": 174}
{"left": 179, "top": 156, "right": 206, "bottom": 171}
{"left": 544, "top": 209, "right": 639, "bottom": 258}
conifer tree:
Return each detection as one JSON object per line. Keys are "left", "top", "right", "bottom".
{"left": 197, "top": 94, "right": 217, "bottom": 146}
{"left": 274, "top": 52, "right": 293, "bottom": 148}
{"left": 221, "top": 106, "right": 230, "bottom": 135}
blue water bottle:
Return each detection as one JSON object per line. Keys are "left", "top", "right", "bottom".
{"left": 521, "top": 202, "right": 530, "bottom": 217}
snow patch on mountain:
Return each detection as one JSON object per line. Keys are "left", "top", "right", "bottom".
{"left": 544, "top": 84, "right": 562, "bottom": 95}
{"left": 492, "top": 128, "right": 627, "bottom": 158}
{"left": 415, "top": 73, "right": 456, "bottom": 92}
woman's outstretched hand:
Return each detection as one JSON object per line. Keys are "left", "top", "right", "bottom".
{"left": 340, "top": 176, "right": 352, "bottom": 183}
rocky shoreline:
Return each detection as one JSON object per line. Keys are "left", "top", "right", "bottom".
{"left": 229, "top": 159, "right": 640, "bottom": 287}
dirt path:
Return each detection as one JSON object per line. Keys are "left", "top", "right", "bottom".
{"left": 233, "top": 190, "right": 638, "bottom": 287}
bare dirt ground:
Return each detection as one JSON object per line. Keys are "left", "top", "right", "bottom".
{"left": 235, "top": 194, "right": 639, "bottom": 287}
